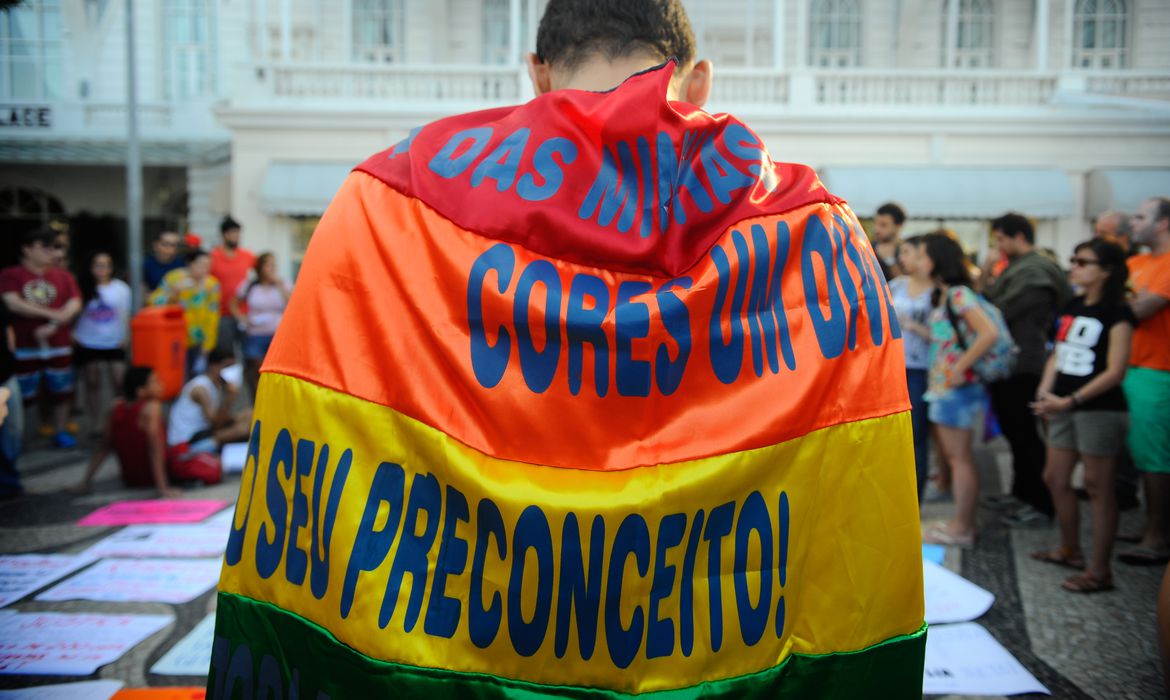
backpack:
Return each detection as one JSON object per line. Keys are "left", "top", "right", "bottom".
{"left": 944, "top": 287, "right": 1018, "bottom": 383}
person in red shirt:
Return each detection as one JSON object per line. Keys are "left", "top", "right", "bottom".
{"left": 209, "top": 216, "right": 256, "bottom": 355}
{"left": 0, "top": 229, "right": 81, "bottom": 448}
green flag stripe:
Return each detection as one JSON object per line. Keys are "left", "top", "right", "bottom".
{"left": 207, "top": 592, "right": 926, "bottom": 699}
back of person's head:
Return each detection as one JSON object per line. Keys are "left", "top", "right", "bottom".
{"left": 922, "top": 231, "right": 973, "bottom": 291}
{"left": 207, "top": 346, "right": 234, "bottom": 368}
{"left": 1074, "top": 238, "right": 1129, "bottom": 305}
{"left": 1152, "top": 196, "right": 1170, "bottom": 224}
{"left": 536, "top": 0, "right": 695, "bottom": 72}
{"left": 876, "top": 202, "right": 906, "bottom": 226}
{"left": 122, "top": 366, "right": 155, "bottom": 401}
{"left": 220, "top": 215, "right": 241, "bottom": 235}
{"left": 991, "top": 212, "right": 1034, "bottom": 244}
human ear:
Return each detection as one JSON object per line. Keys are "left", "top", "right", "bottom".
{"left": 525, "top": 53, "right": 553, "bottom": 96}
{"left": 679, "top": 59, "right": 712, "bottom": 108}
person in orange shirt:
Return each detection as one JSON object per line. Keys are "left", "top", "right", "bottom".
{"left": 209, "top": 216, "right": 256, "bottom": 356}
{"left": 1119, "top": 196, "right": 1170, "bottom": 566}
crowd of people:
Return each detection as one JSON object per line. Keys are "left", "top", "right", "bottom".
{"left": 881, "top": 197, "right": 1170, "bottom": 595}
{"left": 0, "top": 216, "right": 291, "bottom": 499}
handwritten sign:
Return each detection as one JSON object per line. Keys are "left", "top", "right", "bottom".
{"left": 36, "top": 559, "right": 221, "bottom": 605}
{"left": 150, "top": 614, "right": 215, "bottom": 676}
{"left": 923, "top": 623, "right": 1049, "bottom": 696}
{"left": 82, "top": 524, "right": 229, "bottom": 560}
{"left": 923, "top": 560, "right": 995, "bottom": 624}
{"left": 79, "top": 500, "right": 228, "bottom": 527}
{"left": 0, "top": 612, "right": 171, "bottom": 675}
{"left": 0, "top": 680, "right": 124, "bottom": 699}
{"left": 0, "top": 554, "right": 96, "bottom": 608}
{"left": 111, "top": 689, "right": 204, "bottom": 700}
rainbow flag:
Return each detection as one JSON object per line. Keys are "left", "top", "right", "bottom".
{"left": 210, "top": 63, "right": 925, "bottom": 698}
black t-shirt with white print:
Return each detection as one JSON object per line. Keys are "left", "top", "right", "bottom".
{"left": 1050, "top": 297, "right": 1136, "bottom": 411}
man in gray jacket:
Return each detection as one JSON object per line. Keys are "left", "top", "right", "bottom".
{"left": 986, "top": 213, "right": 1072, "bottom": 525}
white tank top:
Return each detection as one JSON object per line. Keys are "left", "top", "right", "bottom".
{"left": 167, "top": 374, "right": 219, "bottom": 446}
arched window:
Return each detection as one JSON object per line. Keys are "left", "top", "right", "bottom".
{"left": 1073, "top": 0, "right": 1128, "bottom": 69}
{"left": 953, "top": 0, "right": 994, "bottom": 68}
{"left": 163, "top": 0, "right": 214, "bottom": 99}
{"left": 809, "top": 0, "right": 862, "bottom": 68}
{"left": 482, "top": 0, "right": 510, "bottom": 65}
{"left": 353, "top": 0, "right": 405, "bottom": 63}
{"left": 0, "top": 0, "right": 62, "bottom": 99}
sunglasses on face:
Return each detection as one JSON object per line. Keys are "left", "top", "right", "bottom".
{"left": 1069, "top": 257, "right": 1101, "bottom": 267}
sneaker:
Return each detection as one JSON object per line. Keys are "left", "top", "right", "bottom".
{"left": 52, "top": 431, "right": 77, "bottom": 449}
{"left": 982, "top": 494, "right": 1023, "bottom": 511}
{"left": 1001, "top": 505, "right": 1050, "bottom": 528}
{"left": 65, "top": 421, "right": 80, "bottom": 435}
{"left": 37, "top": 424, "right": 54, "bottom": 439}
{"left": 923, "top": 483, "right": 953, "bottom": 503}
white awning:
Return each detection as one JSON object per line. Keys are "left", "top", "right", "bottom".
{"left": 1086, "top": 169, "right": 1170, "bottom": 218}
{"left": 260, "top": 161, "right": 356, "bottom": 216}
{"left": 819, "top": 167, "right": 1075, "bottom": 219}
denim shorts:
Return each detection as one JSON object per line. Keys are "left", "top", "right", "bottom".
{"left": 928, "top": 383, "right": 985, "bottom": 429}
{"left": 242, "top": 334, "right": 275, "bottom": 361}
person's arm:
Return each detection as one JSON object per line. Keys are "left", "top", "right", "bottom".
{"left": 192, "top": 383, "right": 236, "bottom": 429}
{"left": 70, "top": 411, "right": 113, "bottom": 493}
{"left": 141, "top": 401, "right": 179, "bottom": 497}
{"left": 53, "top": 296, "right": 81, "bottom": 324}
{"left": 1029, "top": 352, "right": 1062, "bottom": 417}
{"left": 1036, "top": 321, "right": 1133, "bottom": 418}
{"left": 945, "top": 300, "right": 999, "bottom": 386}
{"left": 2, "top": 291, "right": 55, "bottom": 320}
{"left": 1132, "top": 290, "right": 1170, "bottom": 321}
{"left": 228, "top": 288, "right": 246, "bottom": 325}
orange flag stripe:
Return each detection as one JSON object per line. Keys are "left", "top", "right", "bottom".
{"left": 263, "top": 172, "right": 907, "bottom": 471}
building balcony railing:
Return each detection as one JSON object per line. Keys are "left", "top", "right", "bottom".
{"left": 809, "top": 70, "right": 1058, "bottom": 106}
{"left": 239, "top": 61, "right": 524, "bottom": 105}
{"left": 225, "top": 61, "right": 1170, "bottom": 113}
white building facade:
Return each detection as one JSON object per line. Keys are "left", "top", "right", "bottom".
{"left": 2, "top": 0, "right": 1169, "bottom": 274}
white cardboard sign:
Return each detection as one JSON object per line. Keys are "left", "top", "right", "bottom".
{"left": 923, "top": 623, "right": 1050, "bottom": 696}
{"left": 35, "top": 559, "right": 221, "bottom": 605}
{"left": 0, "top": 612, "right": 171, "bottom": 675}
{"left": 924, "top": 559, "right": 995, "bottom": 624}
{"left": 0, "top": 555, "right": 96, "bottom": 608}
{"left": 150, "top": 613, "right": 216, "bottom": 676}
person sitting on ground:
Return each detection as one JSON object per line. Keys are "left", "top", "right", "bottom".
{"left": 167, "top": 346, "right": 251, "bottom": 459}
{"left": 1030, "top": 238, "right": 1134, "bottom": 594}
{"left": 71, "top": 366, "right": 182, "bottom": 497}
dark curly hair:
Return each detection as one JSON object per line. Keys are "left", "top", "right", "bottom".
{"left": 535, "top": 0, "right": 696, "bottom": 73}
{"left": 1073, "top": 238, "right": 1129, "bottom": 306}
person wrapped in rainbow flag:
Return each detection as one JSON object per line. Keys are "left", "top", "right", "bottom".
{"left": 209, "top": 1, "right": 926, "bottom": 696}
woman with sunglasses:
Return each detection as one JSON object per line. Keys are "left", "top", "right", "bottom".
{"left": 1030, "top": 239, "right": 1135, "bottom": 593}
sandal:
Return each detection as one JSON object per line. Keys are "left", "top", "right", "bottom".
{"left": 1118, "top": 546, "right": 1170, "bottom": 566}
{"left": 921, "top": 522, "right": 975, "bottom": 549}
{"left": 1030, "top": 546, "right": 1085, "bottom": 570}
{"left": 1061, "top": 572, "right": 1114, "bottom": 594}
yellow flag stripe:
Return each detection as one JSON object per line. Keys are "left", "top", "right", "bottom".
{"left": 218, "top": 372, "right": 923, "bottom": 694}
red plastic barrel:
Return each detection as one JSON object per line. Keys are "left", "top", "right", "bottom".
{"left": 130, "top": 305, "right": 188, "bottom": 400}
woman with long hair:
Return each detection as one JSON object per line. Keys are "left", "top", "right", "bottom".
{"left": 920, "top": 232, "right": 1001, "bottom": 547}
{"left": 229, "top": 252, "right": 291, "bottom": 401}
{"left": 1030, "top": 238, "right": 1134, "bottom": 593}
{"left": 889, "top": 235, "right": 933, "bottom": 501}
{"left": 73, "top": 251, "right": 131, "bottom": 437}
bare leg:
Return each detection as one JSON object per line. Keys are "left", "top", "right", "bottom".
{"left": 1139, "top": 472, "right": 1170, "bottom": 553}
{"left": 244, "top": 358, "right": 261, "bottom": 404}
{"left": 109, "top": 360, "right": 126, "bottom": 401}
{"left": 84, "top": 362, "right": 103, "bottom": 435}
{"left": 1042, "top": 445, "right": 1080, "bottom": 554}
{"left": 934, "top": 424, "right": 978, "bottom": 537}
{"left": 931, "top": 424, "right": 953, "bottom": 492}
{"left": 1082, "top": 453, "right": 1118, "bottom": 580}
{"left": 214, "top": 410, "right": 254, "bottom": 446}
